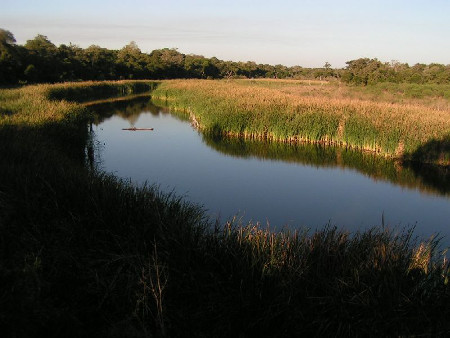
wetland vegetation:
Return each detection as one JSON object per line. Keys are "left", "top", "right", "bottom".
{"left": 1, "top": 80, "right": 449, "bottom": 336}
{"left": 1, "top": 28, "right": 450, "bottom": 337}
{"left": 153, "top": 79, "right": 450, "bottom": 165}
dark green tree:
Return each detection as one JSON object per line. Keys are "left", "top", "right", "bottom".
{"left": 82, "top": 45, "right": 118, "bottom": 80}
{"left": 116, "top": 41, "right": 149, "bottom": 79}
{"left": 0, "top": 28, "right": 21, "bottom": 84}
{"left": 216, "top": 60, "right": 239, "bottom": 79}
{"left": 57, "top": 43, "right": 86, "bottom": 81}
{"left": 183, "top": 54, "right": 205, "bottom": 78}
{"left": 148, "top": 48, "right": 185, "bottom": 78}
{"left": 24, "top": 34, "right": 60, "bottom": 82}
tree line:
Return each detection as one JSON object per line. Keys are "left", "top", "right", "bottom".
{"left": 1, "top": 28, "right": 449, "bottom": 86}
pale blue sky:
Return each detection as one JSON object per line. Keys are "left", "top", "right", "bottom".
{"left": 1, "top": 0, "right": 449, "bottom": 67}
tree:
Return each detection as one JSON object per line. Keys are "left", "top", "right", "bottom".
{"left": 117, "top": 41, "right": 149, "bottom": 79}
{"left": 82, "top": 45, "right": 118, "bottom": 80}
{"left": 148, "top": 48, "right": 185, "bottom": 78}
{"left": 57, "top": 43, "right": 86, "bottom": 81}
{"left": 0, "top": 28, "right": 15, "bottom": 47}
{"left": 423, "top": 63, "right": 447, "bottom": 84}
{"left": 216, "top": 60, "right": 239, "bottom": 79}
{"left": 342, "top": 58, "right": 384, "bottom": 85}
{"left": 24, "top": 34, "right": 60, "bottom": 82}
{"left": 0, "top": 28, "right": 21, "bottom": 84}
{"left": 184, "top": 54, "right": 207, "bottom": 78}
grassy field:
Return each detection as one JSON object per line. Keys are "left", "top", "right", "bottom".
{"left": 1, "top": 81, "right": 450, "bottom": 336}
{"left": 152, "top": 79, "right": 450, "bottom": 165}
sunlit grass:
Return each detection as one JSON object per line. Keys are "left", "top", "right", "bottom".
{"left": 0, "top": 80, "right": 159, "bottom": 127}
{"left": 152, "top": 79, "right": 450, "bottom": 165}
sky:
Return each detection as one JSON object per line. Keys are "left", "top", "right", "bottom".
{"left": 1, "top": 0, "right": 449, "bottom": 68}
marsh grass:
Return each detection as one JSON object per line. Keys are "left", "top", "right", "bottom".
{"left": 1, "top": 81, "right": 450, "bottom": 336}
{"left": 152, "top": 79, "right": 450, "bottom": 165}
{"left": 167, "top": 221, "right": 450, "bottom": 336}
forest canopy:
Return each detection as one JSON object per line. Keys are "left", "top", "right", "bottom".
{"left": 1, "top": 28, "right": 449, "bottom": 85}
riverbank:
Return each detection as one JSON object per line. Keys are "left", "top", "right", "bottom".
{"left": 152, "top": 79, "right": 450, "bottom": 166}
{"left": 1, "top": 81, "right": 449, "bottom": 336}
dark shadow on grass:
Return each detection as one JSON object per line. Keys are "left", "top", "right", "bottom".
{"left": 48, "top": 81, "right": 160, "bottom": 103}
{"left": 0, "top": 118, "right": 207, "bottom": 337}
{"left": 405, "top": 135, "right": 450, "bottom": 166}
{"left": 401, "top": 135, "right": 450, "bottom": 194}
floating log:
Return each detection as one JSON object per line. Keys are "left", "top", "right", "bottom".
{"left": 122, "top": 127, "right": 154, "bottom": 131}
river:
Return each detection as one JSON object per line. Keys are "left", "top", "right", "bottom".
{"left": 88, "top": 96, "right": 450, "bottom": 244}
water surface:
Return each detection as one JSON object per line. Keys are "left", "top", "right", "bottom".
{"left": 89, "top": 97, "right": 450, "bottom": 243}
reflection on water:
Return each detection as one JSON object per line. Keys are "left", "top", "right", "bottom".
{"left": 87, "top": 97, "right": 450, "bottom": 244}
{"left": 90, "top": 95, "right": 166, "bottom": 125}
{"left": 203, "top": 135, "right": 450, "bottom": 197}
{"left": 89, "top": 95, "right": 189, "bottom": 126}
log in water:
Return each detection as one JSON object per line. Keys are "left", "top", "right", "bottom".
{"left": 122, "top": 127, "right": 154, "bottom": 131}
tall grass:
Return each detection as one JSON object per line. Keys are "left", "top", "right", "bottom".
{"left": 165, "top": 221, "right": 450, "bottom": 336}
{"left": 0, "top": 85, "right": 84, "bottom": 126}
{"left": 152, "top": 79, "right": 450, "bottom": 165}
{"left": 1, "top": 81, "right": 450, "bottom": 336}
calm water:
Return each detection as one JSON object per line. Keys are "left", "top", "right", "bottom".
{"left": 89, "top": 97, "right": 450, "bottom": 243}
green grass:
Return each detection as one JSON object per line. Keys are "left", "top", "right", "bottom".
{"left": 152, "top": 79, "right": 450, "bottom": 165}
{"left": 363, "top": 82, "right": 450, "bottom": 100}
{"left": 1, "top": 81, "right": 450, "bottom": 336}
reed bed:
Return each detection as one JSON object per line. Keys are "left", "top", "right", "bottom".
{"left": 188, "top": 222, "right": 449, "bottom": 336}
{"left": 152, "top": 79, "right": 450, "bottom": 165}
{"left": 1, "top": 81, "right": 450, "bottom": 336}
